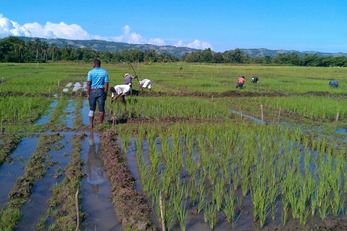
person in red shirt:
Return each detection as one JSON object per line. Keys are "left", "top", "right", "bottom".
{"left": 236, "top": 76, "right": 245, "bottom": 88}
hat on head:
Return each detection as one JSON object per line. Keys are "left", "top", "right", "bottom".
{"left": 124, "top": 73, "right": 130, "bottom": 78}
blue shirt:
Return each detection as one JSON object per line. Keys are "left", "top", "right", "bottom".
{"left": 88, "top": 67, "right": 109, "bottom": 88}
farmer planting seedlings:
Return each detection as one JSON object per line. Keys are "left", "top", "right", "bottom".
{"left": 329, "top": 80, "right": 339, "bottom": 88}
{"left": 139, "top": 78, "right": 152, "bottom": 89}
{"left": 110, "top": 84, "right": 131, "bottom": 108}
{"left": 87, "top": 59, "right": 109, "bottom": 129}
{"left": 123, "top": 73, "right": 138, "bottom": 96}
{"left": 236, "top": 75, "right": 246, "bottom": 88}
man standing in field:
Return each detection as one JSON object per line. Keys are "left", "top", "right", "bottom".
{"left": 87, "top": 59, "right": 109, "bottom": 129}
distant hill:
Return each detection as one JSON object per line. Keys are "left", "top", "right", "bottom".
{"left": 18, "top": 37, "right": 198, "bottom": 58}
{"left": 240, "top": 48, "right": 347, "bottom": 58}
{"left": 18, "top": 37, "right": 347, "bottom": 58}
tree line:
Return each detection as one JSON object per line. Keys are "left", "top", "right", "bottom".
{"left": 1, "top": 36, "right": 347, "bottom": 67}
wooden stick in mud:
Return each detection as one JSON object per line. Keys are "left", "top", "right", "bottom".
{"left": 159, "top": 192, "right": 166, "bottom": 231}
{"left": 260, "top": 104, "right": 264, "bottom": 122}
{"left": 335, "top": 112, "right": 339, "bottom": 129}
{"left": 278, "top": 107, "right": 281, "bottom": 124}
{"left": 75, "top": 189, "right": 80, "bottom": 231}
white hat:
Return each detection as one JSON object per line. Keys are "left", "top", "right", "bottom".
{"left": 124, "top": 73, "right": 130, "bottom": 78}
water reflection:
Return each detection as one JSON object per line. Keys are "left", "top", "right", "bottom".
{"left": 87, "top": 132, "right": 106, "bottom": 193}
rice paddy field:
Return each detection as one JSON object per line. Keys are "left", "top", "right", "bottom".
{"left": 0, "top": 62, "right": 347, "bottom": 231}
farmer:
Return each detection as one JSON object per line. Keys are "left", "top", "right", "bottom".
{"left": 139, "top": 78, "right": 152, "bottom": 89}
{"left": 87, "top": 132, "right": 106, "bottom": 193}
{"left": 110, "top": 84, "right": 131, "bottom": 107}
{"left": 123, "top": 73, "right": 138, "bottom": 96}
{"left": 236, "top": 76, "right": 246, "bottom": 88}
{"left": 87, "top": 59, "right": 109, "bottom": 129}
{"left": 251, "top": 76, "right": 259, "bottom": 83}
{"left": 329, "top": 81, "right": 339, "bottom": 88}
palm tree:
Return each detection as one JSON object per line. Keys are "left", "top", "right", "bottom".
{"left": 34, "top": 38, "right": 41, "bottom": 62}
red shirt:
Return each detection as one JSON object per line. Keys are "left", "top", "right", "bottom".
{"left": 238, "top": 77, "right": 245, "bottom": 83}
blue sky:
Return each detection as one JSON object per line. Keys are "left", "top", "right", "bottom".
{"left": 1, "top": 0, "right": 346, "bottom": 53}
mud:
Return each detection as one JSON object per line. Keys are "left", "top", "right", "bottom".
{"left": 99, "top": 131, "right": 156, "bottom": 230}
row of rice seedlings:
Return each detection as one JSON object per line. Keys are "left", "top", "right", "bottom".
{"left": 123, "top": 97, "right": 231, "bottom": 120}
{"left": 0, "top": 96, "right": 52, "bottom": 132}
{"left": 0, "top": 133, "right": 64, "bottom": 230}
{"left": 253, "top": 96, "right": 347, "bottom": 121}
{"left": 45, "top": 98, "right": 69, "bottom": 130}
{"left": 73, "top": 97, "right": 84, "bottom": 129}
{"left": 121, "top": 121, "right": 346, "bottom": 229}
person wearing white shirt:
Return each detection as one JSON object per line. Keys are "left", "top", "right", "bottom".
{"left": 139, "top": 79, "right": 152, "bottom": 89}
{"left": 110, "top": 84, "right": 131, "bottom": 106}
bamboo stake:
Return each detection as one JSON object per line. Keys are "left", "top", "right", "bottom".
{"left": 159, "top": 192, "right": 166, "bottom": 231}
{"left": 75, "top": 189, "right": 80, "bottom": 231}
{"left": 335, "top": 112, "right": 339, "bottom": 129}
{"left": 278, "top": 107, "right": 281, "bottom": 124}
{"left": 260, "top": 104, "right": 264, "bottom": 122}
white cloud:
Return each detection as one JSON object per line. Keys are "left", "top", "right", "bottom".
{"left": 0, "top": 14, "right": 212, "bottom": 50}
{"left": 175, "top": 39, "right": 212, "bottom": 50}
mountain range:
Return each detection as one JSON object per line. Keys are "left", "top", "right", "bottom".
{"left": 19, "top": 37, "right": 347, "bottom": 58}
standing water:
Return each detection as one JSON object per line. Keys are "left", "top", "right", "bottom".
{"left": 80, "top": 132, "right": 120, "bottom": 230}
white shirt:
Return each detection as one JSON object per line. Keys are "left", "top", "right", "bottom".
{"left": 111, "top": 84, "right": 130, "bottom": 97}
{"left": 139, "top": 79, "right": 152, "bottom": 89}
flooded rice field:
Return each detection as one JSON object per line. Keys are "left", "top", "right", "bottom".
{"left": 1, "top": 82, "right": 347, "bottom": 231}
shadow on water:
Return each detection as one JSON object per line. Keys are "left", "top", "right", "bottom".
{"left": 62, "top": 99, "right": 75, "bottom": 129}
{"left": 35, "top": 100, "right": 58, "bottom": 125}
{"left": 15, "top": 135, "right": 73, "bottom": 231}
{"left": 0, "top": 137, "right": 39, "bottom": 209}
{"left": 80, "top": 132, "right": 120, "bottom": 231}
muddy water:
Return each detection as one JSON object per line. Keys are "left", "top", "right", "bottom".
{"left": 81, "top": 100, "right": 90, "bottom": 126}
{"left": 0, "top": 137, "right": 38, "bottom": 209}
{"left": 62, "top": 99, "right": 75, "bottom": 129}
{"left": 80, "top": 132, "right": 121, "bottom": 231}
{"left": 35, "top": 100, "right": 58, "bottom": 125}
{"left": 15, "top": 136, "right": 73, "bottom": 231}
{"left": 229, "top": 109, "right": 266, "bottom": 124}
{"left": 124, "top": 137, "right": 143, "bottom": 191}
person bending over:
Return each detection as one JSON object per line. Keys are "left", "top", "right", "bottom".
{"left": 110, "top": 84, "right": 131, "bottom": 107}
{"left": 329, "top": 81, "right": 339, "bottom": 88}
{"left": 236, "top": 76, "right": 246, "bottom": 88}
{"left": 123, "top": 73, "right": 138, "bottom": 95}
{"left": 139, "top": 79, "right": 152, "bottom": 89}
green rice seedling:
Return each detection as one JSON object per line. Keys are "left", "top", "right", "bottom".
{"left": 160, "top": 168, "right": 172, "bottom": 198}
{"left": 163, "top": 199, "right": 176, "bottom": 231}
{"left": 203, "top": 202, "right": 217, "bottom": 230}
{"left": 327, "top": 157, "right": 343, "bottom": 217}
{"left": 172, "top": 186, "right": 187, "bottom": 231}
{"left": 250, "top": 171, "right": 268, "bottom": 228}
{"left": 223, "top": 188, "right": 235, "bottom": 224}
{"left": 197, "top": 173, "right": 207, "bottom": 213}
{"left": 213, "top": 176, "right": 225, "bottom": 211}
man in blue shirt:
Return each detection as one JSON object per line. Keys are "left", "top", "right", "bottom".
{"left": 87, "top": 59, "right": 109, "bottom": 129}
